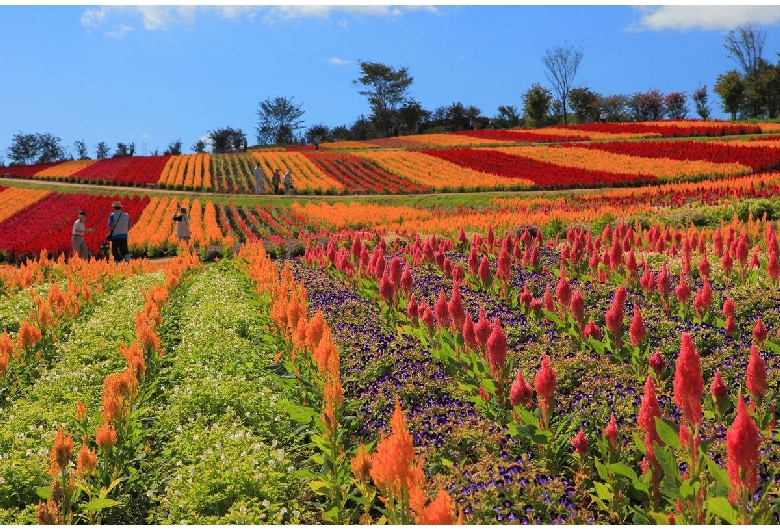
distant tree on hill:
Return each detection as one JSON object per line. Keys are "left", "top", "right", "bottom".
{"left": 692, "top": 85, "right": 711, "bottom": 120}
{"left": 542, "top": 43, "right": 584, "bottom": 125}
{"left": 305, "top": 124, "right": 330, "bottom": 145}
{"left": 349, "top": 115, "right": 372, "bottom": 141}
{"left": 95, "top": 142, "right": 111, "bottom": 159}
{"left": 397, "top": 99, "right": 430, "bottom": 135}
{"left": 209, "top": 127, "right": 246, "bottom": 153}
{"left": 720, "top": 24, "right": 777, "bottom": 119}
{"left": 627, "top": 89, "right": 665, "bottom": 121}
{"left": 568, "top": 87, "right": 600, "bottom": 124}
{"left": 354, "top": 61, "right": 414, "bottom": 137}
{"left": 724, "top": 24, "right": 767, "bottom": 81}
{"left": 494, "top": 105, "right": 522, "bottom": 128}
{"left": 113, "top": 142, "right": 135, "bottom": 157}
{"left": 601, "top": 94, "right": 629, "bottom": 122}
{"left": 256, "top": 96, "right": 305, "bottom": 145}
{"left": 464, "top": 105, "right": 482, "bottom": 130}
{"left": 522, "top": 84, "right": 553, "bottom": 128}
{"left": 165, "top": 139, "right": 182, "bottom": 156}
{"left": 664, "top": 91, "right": 689, "bottom": 119}
{"left": 330, "top": 125, "right": 350, "bottom": 141}
{"left": 6, "top": 132, "right": 66, "bottom": 165}
{"left": 191, "top": 138, "right": 208, "bottom": 153}
{"left": 74, "top": 140, "right": 90, "bottom": 160}
{"left": 714, "top": 70, "right": 745, "bottom": 120}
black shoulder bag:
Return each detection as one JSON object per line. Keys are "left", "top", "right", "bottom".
{"left": 106, "top": 213, "right": 122, "bottom": 241}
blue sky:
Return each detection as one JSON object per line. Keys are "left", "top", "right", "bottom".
{"left": 2, "top": 4, "right": 780, "bottom": 157}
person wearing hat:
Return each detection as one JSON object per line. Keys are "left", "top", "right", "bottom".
{"left": 72, "top": 210, "right": 95, "bottom": 260}
{"left": 172, "top": 205, "right": 191, "bottom": 243}
{"left": 107, "top": 200, "right": 132, "bottom": 263}
{"left": 271, "top": 168, "right": 281, "bottom": 195}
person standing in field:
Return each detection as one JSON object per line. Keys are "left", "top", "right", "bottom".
{"left": 172, "top": 205, "right": 191, "bottom": 243}
{"left": 253, "top": 162, "right": 266, "bottom": 194}
{"left": 283, "top": 170, "right": 294, "bottom": 195}
{"left": 107, "top": 200, "right": 131, "bottom": 263}
{"left": 72, "top": 210, "right": 94, "bottom": 260}
{"left": 272, "top": 168, "right": 281, "bottom": 195}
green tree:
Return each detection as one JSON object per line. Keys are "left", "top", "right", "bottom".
{"left": 209, "top": 127, "right": 246, "bottom": 153}
{"left": 627, "top": 89, "right": 665, "bottom": 121}
{"left": 256, "top": 96, "right": 305, "bottom": 145}
{"left": 95, "top": 141, "right": 111, "bottom": 159}
{"left": 349, "top": 115, "right": 372, "bottom": 142}
{"left": 522, "top": 83, "right": 553, "bottom": 128}
{"left": 601, "top": 94, "right": 629, "bottom": 122}
{"left": 165, "top": 139, "right": 182, "bottom": 156}
{"left": 353, "top": 61, "right": 413, "bottom": 137}
{"left": 74, "top": 139, "right": 90, "bottom": 160}
{"left": 330, "top": 125, "right": 350, "bottom": 141}
{"left": 541, "top": 43, "right": 584, "bottom": 125}
{"left": 113, "top": 142, "right": 135, "bottom": 157}
{"left": 191, "top": 138, "right": 207, "bottom": 153}
{"left": 305, "top": 124, "right": 330, "bottom": 144}
{"left": 664, "top": 91, "right": 689, "bottom": 119}
{"left": 494, "top": 105, "right": 522, "bottom": 128}
{"left": 692, "top": 85, "right": 711, "bottom": 120}
{"left": 724, "top": 24, "right": 767, "bottom": 81}
{"left": 6, "top": 132, "right": 65, "bottom": 165}
{"left": 714, "top": 70, "right": 745, "bottom": 120}
{"left": 397, "top": 99, "right": 430, "bottom": 135}
{"left": 567, "top": 87, "right": 600, "bottom": 124}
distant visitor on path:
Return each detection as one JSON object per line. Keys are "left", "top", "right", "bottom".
{"left": 253, "top": 163, "right": 266, "bottom": 194}
{"left": 172, "top": 205, "right": 191, "bottom": 243}
{"left": 283, "top": 170, "right": 294, "bottom": 195}
{"left": 272, "top": 168, "right": 281, "bottom": 195}
{"left": 600, "top": 110, "right": 607, "bottom": 123}
{"left": 107, "top": 200, "right": 131, "bottom": 263}
{"left": 71, "top": 210, "right": 95, "bottom": 260}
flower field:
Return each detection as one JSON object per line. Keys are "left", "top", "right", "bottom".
{"left": 2, "top": 120, "right": 780, "bottom": 524}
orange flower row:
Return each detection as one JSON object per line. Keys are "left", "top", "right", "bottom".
{"left": 492, "top": 145, "right": 752, "bottom": 180}
{"left": 538, "top": 127, "right": 654, "bottom": 141}
{"left": 250, "top": 151, "right": 345, "bottom": 192}
{"left": 34, "top": 160, "right": 98, "bottom": 178}
{"left": 353, "top": 150, "right": 535, "bottom": 189}
{"left": 291, "top": 201, "right": 431, "bottom": 231}
{"left": 0, "top": 187, "right": 50, "bottom": 224}
{"left": 157, "top": 154, "right": 212, "bottom": 190}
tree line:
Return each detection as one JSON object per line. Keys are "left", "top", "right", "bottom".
{"left": 4, "top": 24, "right": 778, "bottom": 166}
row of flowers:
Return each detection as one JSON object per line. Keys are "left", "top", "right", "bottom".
{"left": 157, "top": 154, "right": 212, "bottom": 191}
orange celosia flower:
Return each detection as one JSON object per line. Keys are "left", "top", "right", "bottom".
{"left": 120, "top": 341, "right": 146, "bottom": 381}
{"left": 76, "top": 437, "right": 98, "bottom": 478}
{"left": 49, "top": 427, "right": 74, "bottom": 477}
{"left": 370, "top": 398, "right": 423, "bottom": 500}
{"left": 95, "top": 421, "right": 117, "bottom": 453}
{"left": 350, "top": 444, "right": 373, "bottom": 485}
{"left": 410, "top": 486, "right": 460, "bottom": 525}
{"left": 76, "top": 399, "right": 87, "bottom": 422}
{"left": 306, "top": 311, "right": 326, "bottom": 351}
{"left": 17, "top": 320, "right": 43, "bottom": 352}
{"left": 101, "top": 369, "right": 138, "bottom": 422}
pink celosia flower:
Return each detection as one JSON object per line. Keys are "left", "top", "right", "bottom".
{"left": 673, "top": 333, "right": 704, "bottom": 427}
{"left": 434, "top": 288, "right": 450, "bottom": 329}
{"left": 475, "top": 307, "right": 491, "bottom": 349}
{"left": 400, "top": 266, "right": 413, "bottom": 295}
{"left": 486, "top": 318, "right": 507, "bottom": 379}
{"left": 583, "top": 320, "right": 602, "bottom": 340}
{"left": 605, "top": 413, "right": 619, "bottom": 451}
{"left": 675, "top": 274, "right": 691, "bottom": 306}
{"left": 478, "top": 256, "right": 492, "bottom": 287}
{"left": 722, "top": 298, "right": 735, "bottom": 318}
{"left": 534, "top": 354, "right": 556, "bottom": 413}
{"left": 697, "top": 254, "right": 711, "bottom": 279}
{"left": 571, "top": 428, "right": 588, "bottom": 457}
{"left": 629, "top": 303, "right": 647, "bottom": 347}
{"left": 448, "top": 282, "right": 466, "bottom": 332}
{"left": 746, "top": 343, "right": 766, "bottom": 399}
{"left": 543, "top": 285, "right": 555, "bottom": 313}
{"left": 555, "top": 270, "right": 572, "bottom": 308}
{"left": 752, "top": 317, "right": 767, "bottom": 346}
{"left": 406, "top": 294, "right": 419, "bottom": 321}
{"left": 509, "top": 369, "right": 533, "bottom": 408}
{"left": 462, "top": 313, "right": 477, "bottom": 350}
{"left": 768, "top": 250, "right": 780, "bottom": 283}
{"left": 649, "top": 349, "right": 666, "bottom": 378}
{"left": 570, "top": 290, "right": 585, "bottom": 329}
{"left": 710, "top": 369, "right": 728, "bottom": 406}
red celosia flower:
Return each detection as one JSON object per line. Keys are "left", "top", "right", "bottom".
{"left": 768, "top": 250, "right": 780, "bottom": 283}
{"left": 736, "top": 234, "right": 749, "bottom": 267}
{"left": 583, "top": 320, "right": 602, "bottom": 340}
{"left": 673, "top": 333, "right": 704, "bottom": 427}
{"left": 722, "top": 298, "right": 735, "bottom": 318}
{"left": 692, "top": 278, "right": 712, "bottom": 316}
{"left": 389, "top": 257, "right": 403, "bottom": 288}
{"left": 467, "top": 245, "right": 479, "bottom": 276}
{"left": 496, "top": 245, "right": 511, "bottom": 284}
{"left": 534, "top": 354, "right": 556, "bottom": 411}
{"left": 406, "top": 294, "right": 419, "bottom": 321}
{"left": 710, "top": 369, "right": 728, "bottom": 405}
{"left": 543, "top": 285, "right": 555, "bottom": 313}
{"left": 434, "top": 288, "right": 450, "bottom": 329}
{"left": 478, "top": 256, "right": 492, "bottom": 287}
{"left": 570, "top": 290, "right": 585, "bottom": 329}
{"left": 400, "top": 266, "right": 413, "bottom": 295}
{"left": 746, "top": 343, "right": 766, "bottom": 399}
{"left": 675, "top": 274, "right": 691, "bottom": 306}
{"left": 656, "top": 263, "right": 671, "bottom": 295}
{"left": 421, "top": 307, "right": 435, "bottom": 333}
{"left": 605, "top": 413, "right": 619, "bottom": 451}
{"left": 752, "top": 317, "right": 767, "bottom": 346}
{"left": 697, "top": 254, "right": 711, "bottom": 279}
{"left": 649, "top": 349, "right": 666, "bottom": 378}
{"left": 475, "top": 307, "right": 491, "bottom": 349}
{"left": 555, "top": 271, "right": 572, "bottom": 308}
{"left": 571, "top": 428, "right": 588, "bottom": 457}
{"left": 726, "top": 393, "right": 760, "bottom": 495}
{"left": 721, "top": 249, "right": 734, "bottom": 276}
{"left": 639, "top": 374, "right": 663, "bottom": 461}
{"left": 629, "top": 303, "right": 647, "bottom": 347}
{"left": 726, "top": 315, "right": 737, "bottom": 335}
{"left": 462, "top": 313, "right": 477, "bottom": 350}
{"left": 448, "top": 283, "right": 466, "bottom": 332}
{"left": 520, "top": 284, "right": 533, "bottom": 313}
{"left": 486, "top": 318, "right": 507, "bottom": 379}
{"left": 380, "top": 270, "right": 395, "bottom": 303}
{"left": 509, "top": 369, "right": 533, "bottom": 408}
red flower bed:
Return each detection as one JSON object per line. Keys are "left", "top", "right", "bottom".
{"left": 71, "top": 156, "right": 171, "bottom": 186}
{"left": 566, "top": 140, "right": 780, "bottom": 172}
{"left": 0, "top": 162, "right": 60, "bottom": 178}
{"left": 563, "top": 121, "right": 761, "bottom": 137}
{"left": 304, "top": 152, "right": 429, "bottom": 193}
{"left": 453, "top": 130, "right": 590, "bottom": 143}
{"left": 420, "top": 148, "right": 655, "bottom": 189}
{"left": 0, "top": 192, "right": 149, "bottom": 261}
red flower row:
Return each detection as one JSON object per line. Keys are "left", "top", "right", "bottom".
{"left": 563, "top": 121, "right": 762, "bottom": 138}
{"left": 71, "top": 156, "right": 171, "bottom": 186}
{"left": 304, "top": 152, "right": 429, "bottom": 194}
{"left": 453, "top": 130, "right": 590, "bottom": 143}
{"left": 567, "top": 140, "right": 780, "bottom": 172}
{"left": 1, "top": 162, "right": 59, "bottom": 178}
{"left": 420, "top": 148, "right": 656, "bottom": 189}
{"left": 0, "top": 192, "right": 149, "bottom": 260}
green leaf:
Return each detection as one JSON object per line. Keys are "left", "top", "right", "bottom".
{"left": 607, "top": 462, "right": 639, "bottom": 482}
{"left": 587, "top": 337, "right": 605, "bottom": 355}
{"left": 309, "top": 480, "right": 331, "bottom": 496}
{"left": 35, "top": 486, "right": 52, "bottom": 500}
{"left": 765, "top": 339, "right": 780, "bottom": 355}
{"left": 705, "top": 455, "right": 731, "bottom": 490}
{"left": 654, "top": 417, "right": 682, "bottom": 452}
{"left": 593, "top": 481, "right": 613, "bottom": 502}
{"left": 647, "top": 511, "right": 671, "bottom": 525}
{"left": 83, "top": 498, "right": 122, "bottom": 512}
{"left": 532, "top": 430, "right": 552, "bottom": 445}
{"left": 706, "top": 496, "right": 738, "bottom": 524}
{"left": 441, "top": 457, "right": 454, "bottom": 468}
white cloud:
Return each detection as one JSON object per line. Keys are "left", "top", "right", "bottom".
{"left": 635, "top": 6, "right": 780, "bottom": 31}
{"left": 326, "top": 57, "right": 350, "bottom": 66}
{"left": 80, "top": 6, "right": 108, "bottom": 29}
{"left": 104, "top": 24, "right": 133, "bottom": 39}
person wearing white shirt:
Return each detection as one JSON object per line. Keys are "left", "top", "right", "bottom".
{"left": 72, "top": 210, "right": 94, "bottom": 259}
